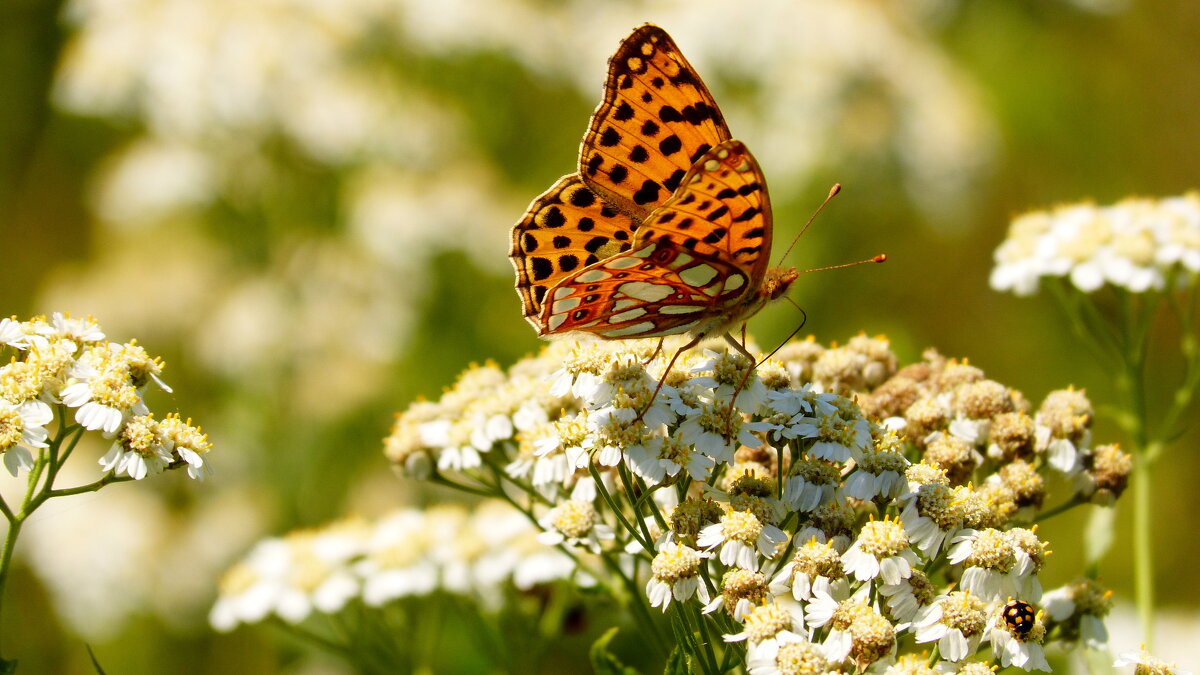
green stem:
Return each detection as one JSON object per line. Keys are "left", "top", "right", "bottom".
{"left": 599, "top": 552, "right": 668, "bottom": 659}
{"left": 0, "top": 515, "right": 23, "bottom": 629}
{"left": 589, "top": 463, "right": 651, "bottom": 552}
{"left": 1133, "top": 453, "right": 1155, "bottom": 649}
{"left": 1033, "top": 496, "right": 1087, "bottom": 523}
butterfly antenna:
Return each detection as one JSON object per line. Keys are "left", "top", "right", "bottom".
{"left": 775, "top": 183, "right": 842, "bottom": 267}
{"left": 760, "top": 298, "right": 808, "bottom": 364}
{"left": 800, "top": 254, "right": 888, "bottom": 275}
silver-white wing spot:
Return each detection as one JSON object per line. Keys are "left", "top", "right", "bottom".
{"left": 617, "top": 282, "right": 673, "bottom": 302}
{"left": 723, "top": 274, "right": 746, "bottom": 293}
{"left": 659, "top": 305, "right": 704, "bottom": 314}
{"left": 602, "top": 321, "right": 657, "bottom": 337}
{"left": 547, "top": 313, "right": 567, "bottom": 331}
{"left": 679, "top": 263, "right": 718, "bottom": 287}
{"left": 576, "top": 269, "right": 610, "bottom": 283}
{"left": 613, "top": 298, "right": 639, "bottom": 312}
{"left": 552, "top": 296, "right": 581, "bottom": 314}
{"left": 604, "top": 256, "right": 647, "bottom": 270}
{"left": 610, "top": 308, "right": 648, "bottom": 323}
{"left": 553, "top": 287, "right": 574, "bottom": 301}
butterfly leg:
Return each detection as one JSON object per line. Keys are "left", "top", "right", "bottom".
{"left": 644, "top": 337, "right": 666, "bottom": 365}
{"left": 634, "top": 333, "right": 705, "bottom": 425}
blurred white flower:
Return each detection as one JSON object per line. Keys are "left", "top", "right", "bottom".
{"left": 991, "top": 193, "right": 1200, "bottom": 296}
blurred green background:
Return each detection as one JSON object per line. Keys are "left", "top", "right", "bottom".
{"left": 2, "top": 0, "right": 1198, "bottom": 671}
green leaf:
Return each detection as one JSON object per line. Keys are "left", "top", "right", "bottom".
{"left": 1085, "top": 505, "right": 1115, "bottom": 565}
{"left": 662, "top": 647, "right": 693, "bottom": 675}
{"left": 590, "top": 627, "right": 641, "bottom": 675}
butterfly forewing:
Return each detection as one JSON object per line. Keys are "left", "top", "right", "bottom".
{"left": 511, "top": 173, "right": 639, "bottom": 331}
{"left": 580, "top": 24, "right": 732, "bottom": 220}
{"left": 635, "top": 139, "right": 773, "bottom": 289}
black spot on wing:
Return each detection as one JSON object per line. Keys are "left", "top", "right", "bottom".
{"left": 716, "top": 188, "right": 737, "bottom": 200}
{"left": 702, "top": 227, "right": 727, "bottom": 244}
{"left": 682, "top": 238, "right": 699, "bottom": 250}
{"left": 613, "top": 101, "right": 634, "bottom": 121}
{"left": 600, "top": 127, "right": 621, "bottom": 147}
{"left": 533, "top": 286, "right": 547, "bottom": 303}
{"left": 543, "top": 207, "right": 566, "bottom": 228}
{"left": 532, "top": 257, "right": 553, "bottom": 281}
{"left": 734, "top": 245, "right": 761, "bottom": 257}
{"left": 584, "top": 236, "right": 609, "bottom": 253}
{"left": 659, "top": 106, "right": 683, "bottom": 123}
{"left": 633, "top": 180, "right": 662, "bottom": 205}
{"left": 553, "top": 236, "right": 571, "bottom": 249}
{"left": 609, "top": 164, "right": 629, "bottom": 184}
{"left": 708, "top": 205, "right": 729, "bottom": 220}
{"left": 569, "top": 187, "right": 596, "bottom": 207}
{"left": 559, "top": 255, "right": 579, "bottom": 272}
{"left": 641, "top": 120, "right": 660, "bottom": 137}
{"left": 586, "top": 154, "right": 603, "bottom": 176}
{"left": 522, "top": 233, "right": 537, "bottom": 251}
{"left": 681, "top": 104, "right": 708, "bottom": 125}
{"left": 630, "top": 145, "right": 649, "bottom": 163}
{"left": 664, "top": 169, "right": 686, "bottom": 192}
{"left": 658, "top": 212, "right": 676, "bottom": 223}
{"left": 689, "top": 144, "right": 712, "bottom": 163}
{"left": 744, "top": 227, "right": 765, "bottom": 239}
{"left": 659, "top": 135, "right": 682, "bottom": 156}
{"left": 578, "top": 217, "right": 595, "bottom": 232}
{"left": 733, "top": 208, "right": 760, "bottom": 222}
{"left": 738, "top": 182, "right": 761, "bottom": 196}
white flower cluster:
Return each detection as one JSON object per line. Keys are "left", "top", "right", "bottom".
{"left": 0, "top": 313, "right": 210, "bottom": 480}
{"left": 383, "top": 334, "right": 1128, "bottom": 672}
{"left": 209, "top": 500, "right": 575, "bottom": 631}
{"left": 991, "top": 192, "right": 1200, "bottom": 296}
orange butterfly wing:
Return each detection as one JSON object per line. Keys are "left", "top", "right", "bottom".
{"left": 511, "top": 173, "right": 639, "bottom": 331}
{"left": 579, "top": 24, "right": 731, "bottom": 219}
{"left": 540, "top": 140, "right": 775, "bottom": 339}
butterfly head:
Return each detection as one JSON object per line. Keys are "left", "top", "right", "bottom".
{"left": 763, "top": 266, "right": 799, "bottom": 301}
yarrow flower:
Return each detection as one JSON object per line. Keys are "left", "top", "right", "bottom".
{"left": 1114, "top": 647, "right": 1195, "bottom": 675}
{"left": 646, "top": 542, "right": 709, "bottom": 611}
{"left": 991, "top": 192, "right": 1200, "bottom": 296}
{"left": 840, "top": 516, "right": 919, "bottom": 586}
{"left": 212, "top": 500, "right": 575, "bottom": 631}
{"left": 0, "top": 314, "right": 210, "bottom": 481}
{"left": 376, "top": 334, "right": 1128, "bottom": 671}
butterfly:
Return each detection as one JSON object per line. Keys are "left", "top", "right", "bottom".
{"left": 510, "top": 24, "right": 798, "bottom": 366}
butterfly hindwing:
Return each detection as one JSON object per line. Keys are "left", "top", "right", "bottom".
{"left": 538, "top": 240, "right": 746, "bottom": 339}
{"left": 580, "top": 24, "right": 732, "bottom": 220}
{"left": 511, "top": 173, "right": 639, "bottom": 330}
{"left": 635, "top": 139, "right": 773, "bottom": 289}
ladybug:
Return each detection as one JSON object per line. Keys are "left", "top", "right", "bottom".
{"left": 1002, "top": 599, "right": 1036, "bottom": 636}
